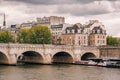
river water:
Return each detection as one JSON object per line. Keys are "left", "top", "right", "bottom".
{"left": 0, "top": 64, "right": 120, "bottom": 80}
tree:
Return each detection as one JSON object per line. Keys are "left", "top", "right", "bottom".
{"left": 17, "top": 29, "right": 30, "bottom": 43}
{"left": 29, "top": 25, "right": 51, "bottom": 44}
{"left": 0, "top": 30, "right": 14, "bottom": 43}
{"left": 107, "top": 36, "right": 120, "bottom": 46}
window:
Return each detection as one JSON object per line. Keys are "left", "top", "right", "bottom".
{"left": 93, "top": 30, "right": 95, "bottom": 33}
{"left": 67, "top": 30, "right": 70, "bottom": 33}
{"left": 103, "top": 40, "right": 105, "bottom": 43}
{"left": 103, "top": 36, "right": 104, "bottom": 38}
{"left": 72, "top": 29, "right": 74, "bottom": 33}
{"left": 84, "top": 40, "right": 86, "bottom": 44}
{"left": 78, "top": 29, "right": 81, "bottom": 33}
{"left": 84, "top": 36, "right": 86, "bottom": 39}
{"left": 97, "top": 30, "right": 100, "bottom": 34}
{"left": 78, "top": 40, "right": 80, "bottom": 45}
{"left": 98, "top": 40, "right": 99, "bottom": 43}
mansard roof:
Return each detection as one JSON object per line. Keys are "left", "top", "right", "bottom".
{"left": 91, "top": 26, "right": 106, "bottom": 34}
{"left": 65, "top": 23, "right": 84, "bottom": 34}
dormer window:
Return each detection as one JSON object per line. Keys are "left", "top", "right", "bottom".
{"left": 67, "top": 29, "right": 70, "bottom": 34}
{"left": 97, "top": 29, "right": 100, "bottom": 34}
{"left": 102, "top": 30, "right": 105, "bottom": 34}
{"left": 72, "top": 29, "right": 74, "bottom": 33}
{"left": 78, "top": 29, "right": 81, "bottom": 33}
{"left": 93, "top": 30, "right": 95, "bottom": 33}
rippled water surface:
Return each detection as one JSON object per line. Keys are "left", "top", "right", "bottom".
{"left": 0, "top": 64, "right": 120, "bottom": 80}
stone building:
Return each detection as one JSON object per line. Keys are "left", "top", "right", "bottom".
{"left": 51, "top": 24, "right": 72, "bottom": 44}
{"left": 89, "top": 26, "right": 106, "bottom": 46}
{"left": 36, "top": 16, "right": 65, "bottom": 28}
{"left": 62, "top": 20, "right": 107, "bottom": 46}
{"left": 20, "top": 22, "right": 36, "bottom": 29}
{"left": 62, "top": 23, "right": 88, "bottom": 46}
{"left": 85, "top": 20, "right": 106, "bottom": 46}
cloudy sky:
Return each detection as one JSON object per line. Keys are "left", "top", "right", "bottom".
{"left": 0, "top": 0, "right": 120, "bottom": 37}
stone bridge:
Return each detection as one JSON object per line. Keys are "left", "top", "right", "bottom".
{"left": 0, "top": 43, "right": 101, "bottom": 65}
{"left": 99, "top": 46, "right": 120, "bottom": 59}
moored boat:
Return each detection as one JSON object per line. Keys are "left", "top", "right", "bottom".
{"left": 74, "top": 58, "right": 120, "bottom": 68}
{"left": 105, "top": 59, "right": 120, "bottom": 68}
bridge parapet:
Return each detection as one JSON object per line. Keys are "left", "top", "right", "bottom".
{"left": 0, "top": 43, "right": 9, "bottom": 48}
{"left": 98, "top": 46, "right": 120, "bottom": 49}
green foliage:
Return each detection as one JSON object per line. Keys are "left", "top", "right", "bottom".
{"left": 0, "top": 30, "right": 14, "bottom": 43}
{"left": 107, "top": 36, "right": 120, "bottom": 46}
{"left": 29, "top": 26, "right": 51, "bottom": 44}
{"left": 17, "top": 29, "right": 30, "bottom": 43}
{"left": 17, "top": 25, "right": 51, "bottom": 44}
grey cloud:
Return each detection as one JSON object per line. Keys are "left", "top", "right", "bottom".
{"left": 111, "top": 1, "right": 120, "bottom": 10}
{"left": 0, "top": 12, "right": 5, "bottom": 15}
{"left": 56, "top": 2, "right": 115, "bottom": 16}
{"left": 25, "top": 5, "right": 57, "bottom": 14}
{"left": 4, "top": 0, "right": 102, "bottom": 5}
{"left": 2, "top": 0, "right": 119, "bottom": 17}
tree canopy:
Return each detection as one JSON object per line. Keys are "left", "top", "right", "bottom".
{"left": 17, "top": 28, "right": 30, "bottom": 43}
{"left": 0, "top": 30, "right": 14, "bottom": 43}
{"left": 107, "top": 36, "right": 120, "bottom": 46}
{"left": 17, "top": 25, "right": 51, "bottom": 44}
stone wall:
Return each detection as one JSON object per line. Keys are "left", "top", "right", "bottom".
{"left": 99, "top": 46, "right": 120, "bottom": 59}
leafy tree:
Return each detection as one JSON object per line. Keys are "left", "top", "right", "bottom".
{"left": 0, "top": 30, "right": 14, "bottom": 43}
{"left": 107, "top": 36, "right": 120, "bottom": 46}
{"left": 29, "top": 25, "right": 51, "bottom": 44}
{"left": 17, "top": 29, "right": 30, "bottom": 43}
{"left": 17, "top": 25, "right": 51, "bottom": 44}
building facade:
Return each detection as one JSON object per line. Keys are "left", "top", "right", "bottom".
{"left": 89, "top": 27, "right": 106, "bottom": 46}
{"left": 62, "top": 23, "right": 88, "bottom": 46}
{"left": 51, "top": 24, "right": 72, "bottom": 44}
{"left": 62, "top": 20, "right": 107, "bottom": 46}
{"left": 85, "top": 20, "right": 107, "bottom": 46}
{"left": 37, "top": 16, "right": 65, "bottom": 26}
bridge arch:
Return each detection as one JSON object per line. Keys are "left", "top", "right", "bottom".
{"left": 17, "top": 51, "right": 44, "bottom": 64}
{"left": 81, "top": 52, "right": 96, "bottom": 61}
{"left": 0, "top": 51, "right": 9, "bottom": 64}
{"left": 52, "top": 51, "right": 74, "bottom": 63}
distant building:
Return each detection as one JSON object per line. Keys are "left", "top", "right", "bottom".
{"left": 0, "top": 13, "right": 7, "bottom": 30}
{"left": 62, "top": 20, "right": 107, "bottom": 46}
{"left": 7, "top": 25, "right": 21, "bottom": 42}
{"left": 37, "top": 16, "right": 65, "bottom": 25}
{"left": 85, "top": 20, "right": 106, "bottom": 46}
{"left": 89, "top": 26, "right": 106, "bottom": 46}
{"left": 62, "top": 23, "right": 88, "bottom": 46}
{"left": 20, "top": 22, "right": 36, "bottom": 29}
{"left": 36, "top": 16, "right": 65, "bottom": 28}
{"left": 51, "top": 24, "right": 72, "bottom": 44}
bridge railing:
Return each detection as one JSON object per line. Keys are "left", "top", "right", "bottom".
{"left": 1, "top": 43, "right": 117, "bottom": 49}
{"left": 98, "top": 45, "right": 120, "bottom": 49}
{"left": 0, "top": 43, "right": 9, "bottom": 48}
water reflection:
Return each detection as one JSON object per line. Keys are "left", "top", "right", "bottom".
{"left": 0, "top": 64, "right": 120, "bottom": 80}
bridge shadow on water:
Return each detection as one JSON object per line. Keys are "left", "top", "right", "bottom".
{"left": 16, "top": 61, "right": 74, "bottom": 68}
